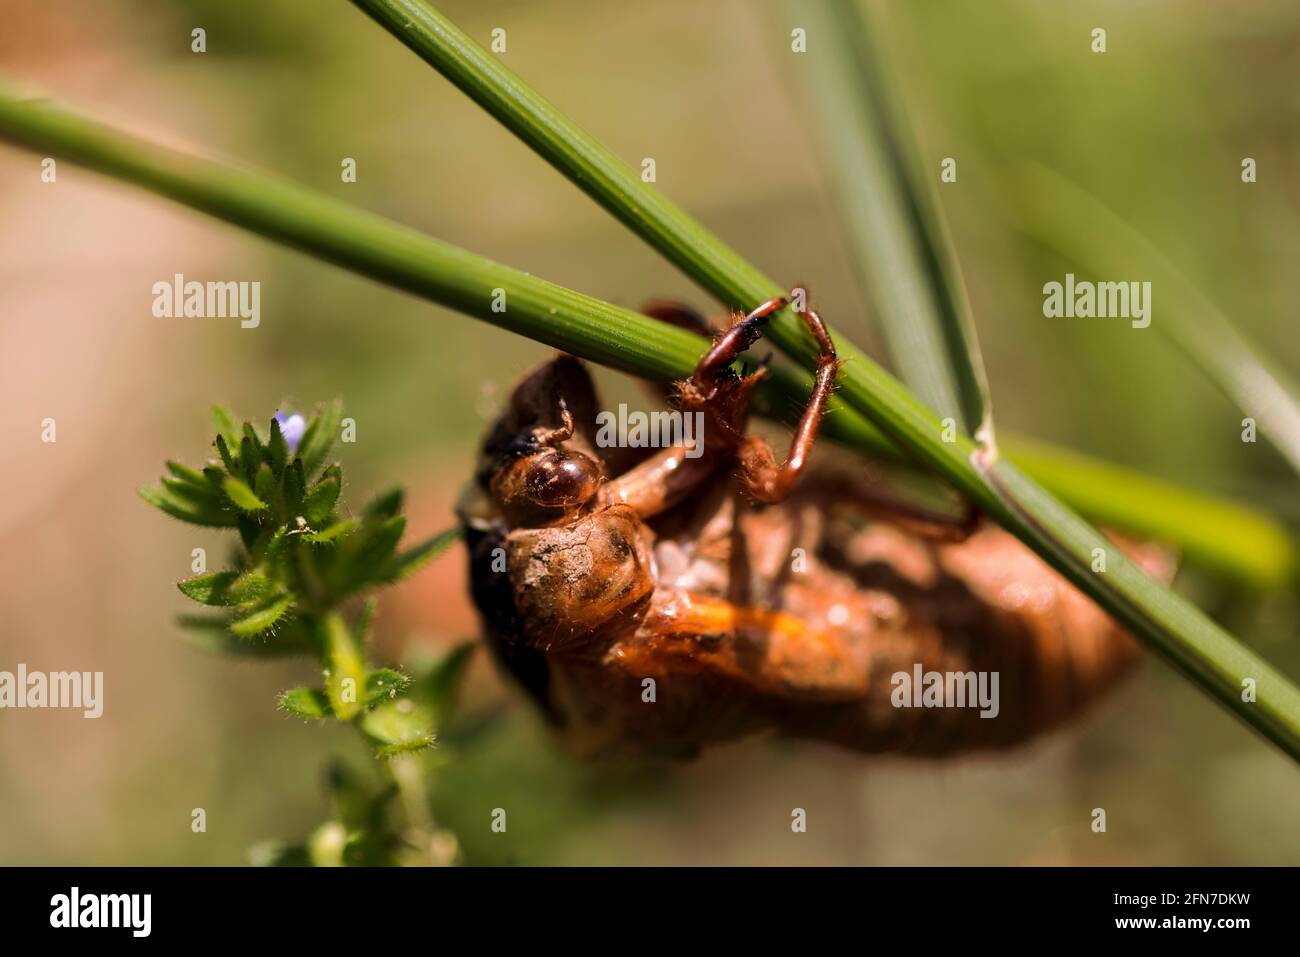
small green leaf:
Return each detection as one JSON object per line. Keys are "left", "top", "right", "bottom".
{"left": 282, "top": 465, "right": 303, "bottom": 516}
{"left": 253, "top": 462, "right": 277, "bottom": 512}
{"left": 211, "top": 405, "right": 243, "bottom": 449}
{"left": 161, "top": 476, "right": 225, "bottom": 508}
{"left": 297, "top": 398, "right": 342, "bottom": 479}
{"left": 178, "top": 570, "right": 277, "bottom": 606}
{"left": 202, "top": 465, "right": 228, "bottom": 492}
{"left": 230, "top": 594, "right": 294, "bottom": 638}
{"left": 242, "top": 422, "right": 265, "bottom": 463}
{"left": 228, "top": 571, "right": 277, "bottom": 604}
{"left": 178, "top": 570, "right": 237, "bottom": 605}
{"left": 239, "top": 436, "right": 258, "bottom": 482}
{"left": 349, "top": 515, "right": 406, "bottom": 575}
{"left": 375, "top": 737, "right": 436, "bottom": 757}
{"left": 267, "top": 416, "right": 289, "bottom": 474}
{"left": 139, "top": 485, "right": 237, "bottom": 528}
{"left": 256, "top": 526, "right": 289, "bottom": 565}
{"left": 304, "top": 469, "right": 341, "bottom": 525}
{"left": 353, "top": 597, "right": 378, "bottom": 646}
{"left": 214, "top": 433, "right": 239, "bottom": 475}
{"left": 321, "top": 613, "right": 366, "bottom": 720}
{"left": 279, "top": 686, "right": 333, "bottom": 718}
{"left": 302, "top": 519, "right": 357, "bottom": 544}
{"left": 363, "top": 668, "right": 411, "bottom": 708}
{"left": 179, "top": 614, "right": 312, "bottom": 657}
{"left": 249, "top": 841, "right": 312, "bottom": 868}
{"left": 223, "top": 476, "right": 267, "bottom": 512}
{"left": 359, "top": 700, "right": 436, "bottom": 755}
{"left": 377, "top": 525, "right": 460, "bottom": 583}
{"left": 165, "top": 460, "right": 208, "bottom": 487}
{"left": 363, "top": 487, "right": 404, "bottom": 519}
{"left": 287, "top": 458, "right": 308, "bottom": 513}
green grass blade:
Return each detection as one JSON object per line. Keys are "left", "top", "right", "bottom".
{"left": 339, "top": 1, "right": 1298, "bottom": 582}
{"left": 1005, "top": 435, "right": 1295, "bottom": 589}
{"left": 1015, "top": 163, "right": 1300, "bottom": 475}
{"left": 781, "top": 0, "right": 992, "bottom": 442}
{"left": 3, "top": 76, "right": 1280, "bottom": 585}
{"left": 984, "top": 454, "right": 1300, "bottom": 753}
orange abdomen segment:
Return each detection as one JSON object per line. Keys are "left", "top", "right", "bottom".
{"left": 612, "top": 527, "right": 1170, "bottom": 756}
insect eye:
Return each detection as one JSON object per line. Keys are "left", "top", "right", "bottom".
{"left": 524, "top": 450, "right": 601, "bottom": 508}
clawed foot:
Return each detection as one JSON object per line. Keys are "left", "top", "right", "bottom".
{"left": 673, "top": 293, "right": 840, "bottom": 504}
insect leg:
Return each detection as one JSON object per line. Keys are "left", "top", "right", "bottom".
{"left": 639, "top": 300, "right": 719, "bottom": 408}
{"left": 532, "top": 396, "right": 575, "bottom": 446}
{"left": 599, "top": 298, "right": 794, "bottom": 518}
{"left": 733, "top": 304, "right": 840, "bottom": 504}
{"left": 604, "top": 297, "right": 839, "bottom": 515}
{"left": 801, "top": 470, "right": 980, "bottom": 543}
{"left": 692, "top": 296, "right": 790, "bottom": 394}
{"left": 596, "top": 444, "right": 722, "bottom": 519}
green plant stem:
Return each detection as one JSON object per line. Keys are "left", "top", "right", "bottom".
{"left": 1014, "top": 163, "right": 1300, "bottom": 476}
{"left": 1003, "top": 436, "right": 1292, "bottom": 584}
{"left": 1, "top": 82, "right": 1298, "bottom": 761}
{"left": 1, "top": 81, "right": 1281, "bottom": 585}
{"left": 346, "top": 0, "right": 1300, "bottom": 762}
{"left": 780, "top": 0, "right": 993, "bottom": 440}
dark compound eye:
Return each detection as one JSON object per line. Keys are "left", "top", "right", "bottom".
{"left": 524, "top": 450, "right": 601, "bottom": 507}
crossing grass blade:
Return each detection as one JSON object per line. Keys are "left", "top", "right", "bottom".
{"left": 3, "top": 76, "right": 1284, "bottom": 589}
{"left": 780, "top": 0, "right": 994, "bottom": 445}
{"left": 1015, "top": 163, "right": 1300, "bottom": 477}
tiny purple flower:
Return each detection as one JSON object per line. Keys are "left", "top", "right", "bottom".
{"left": 274, "top": 411, "right": 307, "bottom": 453}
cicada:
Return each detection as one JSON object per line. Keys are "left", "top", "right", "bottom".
{"left": 457, "top": 297, "right": 1171, "bottom": 758}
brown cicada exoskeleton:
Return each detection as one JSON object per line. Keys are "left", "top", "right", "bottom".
{"left": 457, "top": 297, "right": 1172, "bottom": 759}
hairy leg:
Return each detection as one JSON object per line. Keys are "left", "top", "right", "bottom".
{"left": 600, "top": 297, "right": 791, "bottom": 518}
{"left": 602, "top": 295, "right": 840, "bottom": 516}
{"left": 596, "top": 444, "right": 723, "bottom": 518}
{"left": 798, "top": 469, "right": 980, "bottom": 544}
{"left": 728, "top": 304, "right": 840, "bottom": 504}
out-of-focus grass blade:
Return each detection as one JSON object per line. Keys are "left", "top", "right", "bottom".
{"left": 1016, "top": 164, "right": 1300, "bottom": 476}
{"left": 1007, "top": 434, "right": 1296, "bottom": 588}
{"left": 785, "top": 0, "right": 993, "bottom": 445}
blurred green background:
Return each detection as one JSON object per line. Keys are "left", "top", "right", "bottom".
{"left": 1, "top": 0, "right": 1297, "bottom": 864}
